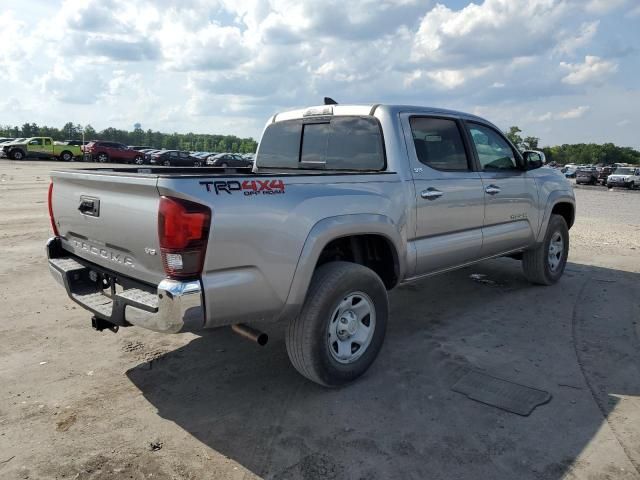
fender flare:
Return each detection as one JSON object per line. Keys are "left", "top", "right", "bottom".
{"left": 278, "top": 213, "right": 407, "bottom": 322}
{"left": 536, "top": 190, "right": 575, "bottom": 243}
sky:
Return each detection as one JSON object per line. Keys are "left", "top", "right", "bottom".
{"left": 1, "top": 0, "right": 639, "bottom": 148}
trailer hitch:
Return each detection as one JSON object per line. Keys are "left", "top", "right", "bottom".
{"left": 91, "top": 316, "right": 119, "bottom": 333}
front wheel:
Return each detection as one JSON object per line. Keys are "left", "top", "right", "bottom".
{"left": 10, "top": 150, "right": 24, "bottom": 160}
{"left": 522, "top": 214, "right": 569, "bottom": 285}
{"left": 285, "top": 261, "right": 388, "bottom": 387}
{"left": 628, "top": 182, "right": 635, "bottom": 190}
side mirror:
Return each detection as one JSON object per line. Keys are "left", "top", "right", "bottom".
{"left": 523, "top": 150, "right": 545, "bottom": 170}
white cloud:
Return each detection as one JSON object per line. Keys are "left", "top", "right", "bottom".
{"left": 556, "top": 106, "right": 590, "bottom": 119}
{"left": 560, "top": 56, "right": 618, "bottom": 85}
{"left": 626, "top": 4, "right": 640, "bottom": 17}
{"left": 412, "top": 0, "right": 568, "bottom": 64}
{"left": 405, "top": 66, "right": 491, "bottom": 89}
{"left": 554, "top": 21, "right": 599, "bottom": 56}
{"left": 585, "top": 0, "right": 629, "bottom": 14}
{"left": 40, "top": 64, "right": 108, "bottom": 104}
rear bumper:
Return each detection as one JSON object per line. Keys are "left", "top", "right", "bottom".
{"left": 46, "top": 237, "right": 204, "bottom": 333}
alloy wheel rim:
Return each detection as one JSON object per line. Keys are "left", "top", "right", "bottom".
{"left": 548, "top": 231, "right": 564, "bottom": 272}
{"left": 327, "top": 292, "right": 376, "bottom": 364}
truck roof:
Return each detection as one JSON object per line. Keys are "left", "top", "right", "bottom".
{"left": 272, "top": 103, "right": 490, "bottom": 125}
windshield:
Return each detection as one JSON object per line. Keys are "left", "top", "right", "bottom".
{"left": 614, "top": 167, "right": 635, "bottom": 175}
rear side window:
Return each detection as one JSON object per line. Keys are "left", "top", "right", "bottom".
{"left": 258, "top": 116, "right": 385, "bottom": 170}
{"left": 409, "top": 117, "right": 469, "bottom": 171}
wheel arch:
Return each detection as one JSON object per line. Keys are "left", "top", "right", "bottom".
{"left": 536, "top": 191, "right": 575, "bottom": 243}
{"left": 279, "top": 214, "right": 406, "bottom": 322}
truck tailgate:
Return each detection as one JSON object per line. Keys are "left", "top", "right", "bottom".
{"left": 50, "top": 170, "right": 165, "bottom": 285}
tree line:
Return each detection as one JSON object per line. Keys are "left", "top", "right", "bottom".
{"left": 0, "top": 122, "right": 258, "bottom": 153}
{"left": 505, "top": 126, "right": 639, "bottom": 165}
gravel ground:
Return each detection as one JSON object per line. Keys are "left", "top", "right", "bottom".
{"left": 0, "top": 160, "right": 638, "bottom": 480}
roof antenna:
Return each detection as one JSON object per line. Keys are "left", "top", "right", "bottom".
{"left": 324, "top": 97, "right": 338, "bottom": 105}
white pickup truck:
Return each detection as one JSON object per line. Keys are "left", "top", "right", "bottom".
{"left": 46, "top": 103, "right": 575, "bottom": 386}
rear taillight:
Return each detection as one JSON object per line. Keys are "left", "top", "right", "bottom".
{"left": 158, "top": 196, "right": 211, "bottom": 279}
{"left": 48, "top": 182, "right": 59, "bottom": 236}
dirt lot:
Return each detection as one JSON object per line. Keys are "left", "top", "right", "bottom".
{"left": 0, "top": 160, "right": 639, "bottom": 480}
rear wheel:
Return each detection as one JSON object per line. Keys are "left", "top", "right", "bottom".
{"left": 97, "top": 153, "right": 108, "bottom": 163}
{"left": 522, "top": 214, "right": 569, "bottom": 285}
{"left": 134, "top": 155, "right": 144, "bottom": 165}
{"left": 59, "top": 151, "right": 72, "bottom": 162}
{"left": 285, "top": 261, "right": 388, "bottom": 387}
{"left": 193, "top": 160, "right": 202, "bottom": 167}
{"left": 162, "top": 159, "right": 171, "bottom": 166}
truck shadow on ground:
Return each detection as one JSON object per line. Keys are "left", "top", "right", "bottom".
{"left": 127, "top": 259, "right": 640, "bottom": 480}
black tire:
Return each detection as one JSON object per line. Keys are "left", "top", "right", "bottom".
{"left": 285, "top": 261, "right": 388, "bottom": 387}
{"left": 522, "top": 214, "right": 569, "bottom": 285}
{"left": 10, "top": 149, "right": 24, "bottom": 160}
{"left": 629, "top": 182, "right": 635, "bottom": 190}
{"left": 162, "top": 159, "right": 171, "bottom": 166}
{"left": 193, "top": 160, "right": 202, "bottom": 167}
{"left": 97, "top": 153, "right": 108, "bottom": 163}
{"left": 59, "top": 151, "right": 72, "bottom": 162}
{"left": 134, "top": 155, "right": 144, "bottom": 165}
{"left": 221, "top": 162, "right": 228, "bottom": 168}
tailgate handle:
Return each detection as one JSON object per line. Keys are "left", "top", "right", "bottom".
{"left": 78, "top": 196, "right": 100, "bottom": 216}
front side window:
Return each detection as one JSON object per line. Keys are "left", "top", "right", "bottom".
{"left": 258, "top": 116, "right": 384, "bottom": 170}
{"left": 468, "top": 123, "right": 518, "bottom": 171}
{"left": 29, "top": 139, "right": 43, "bottom": 146}
{"left": 409, "top": 117, "right": 469, "bottom": 171}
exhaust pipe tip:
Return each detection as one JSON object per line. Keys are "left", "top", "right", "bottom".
{"left": 231, "top": 324, "right": 268, "bottom": 346}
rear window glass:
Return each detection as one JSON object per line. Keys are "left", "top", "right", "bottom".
{"left": 258, "top": 116, "right": 385, "bottom": 170}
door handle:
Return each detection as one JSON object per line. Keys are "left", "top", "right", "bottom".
{"left": 485, "top": 185, "right": 501, "bottom": 195}
{"left": 421, "top": 188, "right": 443, "bottom": 200}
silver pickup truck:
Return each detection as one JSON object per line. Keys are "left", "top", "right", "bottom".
{"left": 46, "top": 103, "right": 575, "bottom": 386}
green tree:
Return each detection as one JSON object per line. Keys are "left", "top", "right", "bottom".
{"left": 523, "top": 136, "right": 539, "bottom": 149}
{"left": 506, "top": 126, "right": 523, "bottom": 149}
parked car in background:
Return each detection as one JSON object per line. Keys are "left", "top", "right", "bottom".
{"left": 0, "top": 138, "right": 25, "bottom": 151}
{"left": 130, "top": 145, "right": 153, "bottom": 151}
{"left": 597, "top": 165, "right": 616, "bottom": 185}
{"left": 561, "top": 164, "right": 578, "bottom": 178}
{"left": 2, "top": 137, "right": 82, "bottom": 161}
{"left": 206, "top": 153, "right": 253, "bottom": 167}
{"left": 83, "top": 141, "right": 145, "bottom": 164}
{"left": 606, "top": 166, "right": 640, "bottom": 189}
{"left": 149, "top": 150, "right": 203, "bottom": 166}
{"left": 143, "top": 149, "right": 162, "bottom": 162}
{"left": 575, "top": 166, "right": 598, "bottom": 185}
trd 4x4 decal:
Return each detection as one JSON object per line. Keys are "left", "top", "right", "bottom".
{"left": 200, "top": 179, "right": 285, "bottom": 196}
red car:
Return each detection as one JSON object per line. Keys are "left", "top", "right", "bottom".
{"left": 82, "top": 141, "right": 145, "bottom": 164}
